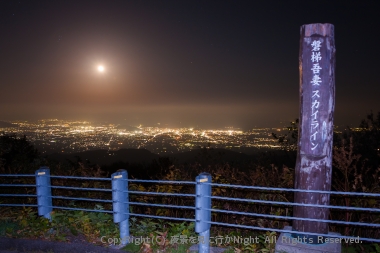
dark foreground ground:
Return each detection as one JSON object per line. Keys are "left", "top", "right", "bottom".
{"left": 0, "top": 237, "right": 128, "bottom": 253}
{"left": 0, "top": 237, "right": 228, "bottom": 253}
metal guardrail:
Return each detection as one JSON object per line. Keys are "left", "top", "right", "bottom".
{"left": 1, "top": 166, "right": 380, "bottom": 253}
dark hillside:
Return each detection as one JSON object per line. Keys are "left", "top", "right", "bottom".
{"left": 0, "top": 121, "right": 17, "bottom": 128}
{"left": 46, "top": 147, "right": 297, "bottom": 176}
{"left": 171, "top": 148, "right": 254, "bottom": 165}
{"left": 47, "top": 148, "right": 159, "bottom": 166}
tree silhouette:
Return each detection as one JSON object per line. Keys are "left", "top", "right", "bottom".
{"left": 349, "top": 111, "right": 380, "bottom": 171}
{"left": 0, "top": 134, "right": 41, "bottom": 173}
{"left": 272, "top": 119, "right": 298, "bottom": 146}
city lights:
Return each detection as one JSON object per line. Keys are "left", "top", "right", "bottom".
{"left": 0, "top": 120, "right": 294, "bottom": 155}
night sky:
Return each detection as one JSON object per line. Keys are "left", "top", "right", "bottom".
{"left": 1, "top": 0, "right": 379, "bottom": 129}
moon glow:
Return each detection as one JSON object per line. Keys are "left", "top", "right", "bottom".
{"left": 97, "top": 65, "right": 105, "bottom": 72}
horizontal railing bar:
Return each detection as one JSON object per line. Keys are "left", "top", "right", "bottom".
{"left": 1, "top": 174, "right": 378, "bottom": 197}
{"left": 50, "top": 175, "right": 111, "bottom": 181}
{"left": 0, "top": 174, "right": 35, "bottom": 177}
{"left": 0, "top": 194, "right": 37, "bottom": 198}
{"left": 50, "top": 186, "right": 112, "bottom": 192}
{"left": 51, "top": 196, "right": 113, "bottom": 203}
{"left": 50, "top": 206, "right": 113, "bottom": 214}
{"left": 128, "top": 212, "right": 195, "bottom": 222}
{"left": 0, "top": 204, "right": 38, "bottom": 207}
{"left": 3, "top": 201, "right": 377, "bottom": 222}
{"left": 128, "top": 190, "right": 196, "bottom": 197}
{"left": 1, "top": 170, "right": 379, "bottom": 243}
{"left": 209, "top": 208, "right": 380, "bottom": 227}
{"left": 127, "top": 201, "right": 195, "bottom": 210}
{"left": 0, "top": 184, "right": 36, "bottom": 187}
{"left": 210, "top": 196, "right": 380, "bottom": 212}
{"left": 209, "top": 183, "right": 380, "bottom": 197}
{"left": 31, "top": 206, "right": 195, "bottom": 222}
{"left": 129, "top": 179, "right": 196, "bottom": 185}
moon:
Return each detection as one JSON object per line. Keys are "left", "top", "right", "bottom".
{"left": 97, "top": 65, "right": 105, "bottom": 72}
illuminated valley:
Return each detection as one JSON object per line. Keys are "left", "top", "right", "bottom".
{"left": 0, "top": 119, "right": 294, "bottom": 155}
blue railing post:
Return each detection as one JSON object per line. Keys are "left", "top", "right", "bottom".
{"left": 112, "top": 170, "right": 129, "bottom": 246}
{"left": 35, "top": 167, "right": 52, "bottom": 221}
{"left": 195, "top": 172, "right": 212, "bottom": 253}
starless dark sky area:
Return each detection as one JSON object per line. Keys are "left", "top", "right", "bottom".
{"left": 0, "top": 0, "right": 379, "bottom": 129}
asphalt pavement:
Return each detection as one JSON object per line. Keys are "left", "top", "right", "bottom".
{"left": 0, "top": 237, "right": 229, "bottom": 253}
{"left": 0, "top": 237, "right": 128, "bottom": 253}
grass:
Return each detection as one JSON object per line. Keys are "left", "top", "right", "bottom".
{"left": 1, "top": 207, "right": 379, "bottom": 253}
{"left": 0, "top": 206, "right": 280, "bottom": 252}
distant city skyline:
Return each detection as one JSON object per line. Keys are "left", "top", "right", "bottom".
{"left": 0, "top": 119, "right": 293, "bottom": 155}
{"left": 1, "top": 1, "right": 379, "bottom": 128}
{"left": 0, "top": 117, "right": 353, "bottom": 132}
